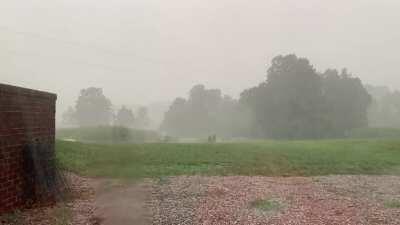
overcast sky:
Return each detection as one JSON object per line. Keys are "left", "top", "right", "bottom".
{"left": 1, "top": 0, "right": 400, "bottom": 120}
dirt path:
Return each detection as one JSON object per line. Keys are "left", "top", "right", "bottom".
{"left": 91, "top": 179, "right": 153, "bottom": 225}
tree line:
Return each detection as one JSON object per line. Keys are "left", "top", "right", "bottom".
{"left": 160, "top": 84, "right": 251, "bottom": 138}
{"left": 62, "top": 87, "right": 150, "bottom": 129}
{"left": 161, "top": 54, "right": 372, "bottom": 139}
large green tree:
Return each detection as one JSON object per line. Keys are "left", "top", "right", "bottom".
{"left": 241, "top": 54, "right": 371, "bottom": 139}
{"left": 321, "top": 69, "right": 371, "bottom": 136}
{"left": 75, "top": 87, "right": 113, "bottom": 127}
{"left": 241, "top": 55, "right": 325, "bottom": 138}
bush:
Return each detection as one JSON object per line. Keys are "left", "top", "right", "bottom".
{"left": 56, "top": 126, "right": 160, "bottom": 143}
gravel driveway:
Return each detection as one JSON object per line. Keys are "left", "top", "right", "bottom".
{"left": 151, "top": 175, "right": 400, "bottom": 225}
{"left": 4, "top": 175, "right": 400, "bottom": 225}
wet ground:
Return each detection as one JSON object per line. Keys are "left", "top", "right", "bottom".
{"left": 5, "top": 175, "right": 400, "bottom": 225}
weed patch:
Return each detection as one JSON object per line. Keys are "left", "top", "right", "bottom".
{"left": 250, "top": 199, "right": 284, "bottom": 212}
{"left": 0, "top": 210, "right": 23, "bottom": 224}
{"left": 384, "top": 200, "right": 400, "bottom": 209}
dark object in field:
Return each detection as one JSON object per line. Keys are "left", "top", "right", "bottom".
{"left": 208, "top": 135, "right": 217, "bottom": 143}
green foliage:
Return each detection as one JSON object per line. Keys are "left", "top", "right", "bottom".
{"left": 53, "top": 205, "right": 72, "bottom": 225}
{"left": 56, "top": 126, "right": 160, "bottom": 143}
{"left": 349, "top": 127, "right": 400, "bottom": 139}
{"left": 161, "top": 85, "right": 251, "bottom": 138}
{"left": 75, "top": 87, "right": 113, "bottom": 126}
{"left": 161, "top": 55, "right": 372, "bottom": 139}
{"left": 321, "top": 69, "right": 371, "bottom": 137}
{"left": 250, "top": 199, "right": 283, "bottom": 212}
{"left": 56, "top": 139, "right": 400, "bottom": 179}
{"left": 241, "top": 55, "right": 371, "bottom": 139}
{"left": 384, "top": 200, "right": 400, "bottom": 208}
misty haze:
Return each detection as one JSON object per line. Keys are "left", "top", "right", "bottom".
{"left": 1, "top": 1, "right": 400, "bottom": 225}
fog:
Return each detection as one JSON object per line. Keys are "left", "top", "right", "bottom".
{"left": 1, "top": 0, "right": 400, "bottom": 127}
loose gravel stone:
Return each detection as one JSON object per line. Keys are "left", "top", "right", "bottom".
{"left": 151, "top": 176, "right": 400, "bottom": 225}
{"left": 0, "top": 173, "right": 96, "bottom": 225}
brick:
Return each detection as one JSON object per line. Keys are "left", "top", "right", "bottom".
{"left": 0, "top": 83, "right": 56, "bottom": 215}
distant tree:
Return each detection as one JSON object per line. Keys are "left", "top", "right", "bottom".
{"left": 215, "top": 95, "right": 252, "bottom": 137}
{"left": 160, "top": 98, "right": 188, "bottom": 136}
{"left": 115, "top": 106, "right": 135, "bottom": 127}
{"left": 186, "top": 84, "right": 222, "bottom": 136}
{"left": 240, "top": 54, "right": 371, "bottom": 139}
{"left": 161, "top": 85, "right": 221, "bottom": 137}
{"left": 134, "top": 107, "right": 150, "bottom": 129}
{"left": 367, "top": 85, "right": 400, "bottom": 127}
{"left": 321, "top": 69, "right": 371, "bottom": 136}
{"left": 241, "top": 54, "right": 325, "bottom": 138}
{"left": 75, "top": 87, "right": 113, "bottom": 127}
{"left": 162, "top": 55, "right": 371, "bottom": 139}
{"left": 161, "top": 85, "right": 251, "bottom": 138}
{"left": 61, "top": 106, "right": 77, "bottom": 126}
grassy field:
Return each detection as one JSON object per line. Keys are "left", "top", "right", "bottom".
{"left": 56, "top": 139, "right": 400, "bottom": 179}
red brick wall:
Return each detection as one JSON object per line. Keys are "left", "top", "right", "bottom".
{"left": 0, "top": 83, "right": 57, "bottom": 214}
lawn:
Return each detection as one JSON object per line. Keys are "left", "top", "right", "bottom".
{"left": 56, "top": 139, "right": 400, "bottom": 179}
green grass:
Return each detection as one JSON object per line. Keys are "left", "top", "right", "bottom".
{"left": 56, "top": 139, "right": 400, "bottom": 179}
{"left": 384, "top": 200, "right": 400, "bottom": 209}
{"left": 0, "top": 210, "right": 23, "bottom": 224}
{"left": 53, "top": 204, "right": 72, "bottom": 225}
{"left": 250, "top": 199, "right": 283, "bottom": 212}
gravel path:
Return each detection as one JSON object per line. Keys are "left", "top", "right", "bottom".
{"left": 151, "top": 176, "right": 400, "bottom": 225}
{"left": 91, "top": 179, "right": 153, "bottom": 225}
{"left": 3, "top": 175, "right": 400, "bottom": 225}
{"left": 151, "top": 176, "right": 208, "bottom": 225}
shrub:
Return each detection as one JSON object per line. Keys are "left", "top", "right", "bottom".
{"left": 56, "top": 126, "right": 160, "bottom": 143}
{"left": 250, "top": 199, "right": 283, "bottom": 212}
